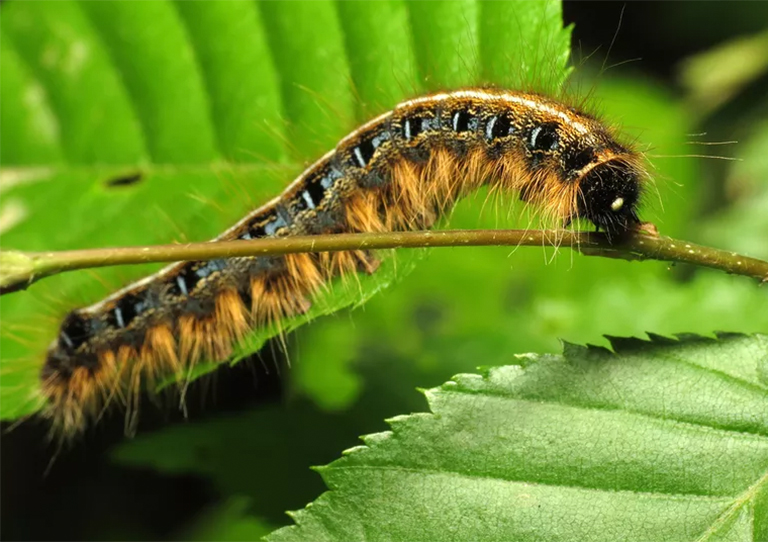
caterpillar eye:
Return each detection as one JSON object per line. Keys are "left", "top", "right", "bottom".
{"left": 611, "top": 197, "right": 624, "bottom": 212}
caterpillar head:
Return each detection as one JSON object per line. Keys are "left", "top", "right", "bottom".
{"left": 515, "top": 99, "right": 647, "bottom": 241}
{"left": 576, "top": 158, "right": 643, "bottom": 240}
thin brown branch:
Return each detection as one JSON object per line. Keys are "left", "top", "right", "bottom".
{"left": 1, "top": 226, "right": 766, "bottom": 296}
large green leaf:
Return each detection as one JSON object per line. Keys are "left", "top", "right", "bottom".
{"left": 269, "top": 333, "right": 768, "bottom": 542}
{"left": 0, "top": 0, "right": 571, "bottom": 420}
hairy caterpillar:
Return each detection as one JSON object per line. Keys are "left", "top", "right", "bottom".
{"left": 41, "top": 89, "right": 648, "bottom": 437}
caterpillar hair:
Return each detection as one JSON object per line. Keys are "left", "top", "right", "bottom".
{"left": 40, "top": 89, "right": 649, "bottom": 437}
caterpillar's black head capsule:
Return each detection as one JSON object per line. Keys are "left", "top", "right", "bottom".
{"left": 577, "top": 160, "right": 642, "bottom": 240}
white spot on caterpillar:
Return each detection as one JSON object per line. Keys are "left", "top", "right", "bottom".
{"left": 114, "top": 307, "right": 125, "bottom": 328}
{"left": 485, "top": 116, "right": 497, "bottom": 139}
{"left": 301, "top": 190, "right": 316, "bottom": 210}
{"left": 353, "top": 146, "right": 367, "bottom": 168}
{"left": 611, "top": 197, "right": 624, "bottom": 211}
{"left": 530, "top": 125, "right": 542, "bottom": 147}
{"left": 60, "top": 332, "right": 74, "bottom": 349}
{"left": 176, "top": 276, "right": 189, "bottom": 296}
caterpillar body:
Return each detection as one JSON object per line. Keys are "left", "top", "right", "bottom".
{"left": 42, "top": 89, "right": 648, "bottom": 436}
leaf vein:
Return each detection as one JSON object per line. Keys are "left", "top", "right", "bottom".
{"left": 331, "top": 464, "right": 737, "bottom": 502}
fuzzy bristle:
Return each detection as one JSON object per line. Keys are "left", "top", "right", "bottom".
{"left": 39, "top": 88, "right": 648, "bottom": 438}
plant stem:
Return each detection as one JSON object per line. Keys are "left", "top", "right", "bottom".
{"left": 1, "top": 227, "right": 766, "bottom": 296}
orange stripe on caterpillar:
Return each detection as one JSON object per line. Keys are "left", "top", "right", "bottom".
{"left": 40, "top": 88, "right": 650, "bottom": 438}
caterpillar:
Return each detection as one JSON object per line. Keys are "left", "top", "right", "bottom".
{"left": 41, "top": 89, "right": 648, "bottom": 437}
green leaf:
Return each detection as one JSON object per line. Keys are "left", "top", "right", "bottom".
{"left": 269, "top": 333, "right": 768, "bottom": 542}
{"left": 174, "top": 496, "right": 276, "bottom": 542}
{"left": 0, "top": 0, "right": 571, "bottom": 420}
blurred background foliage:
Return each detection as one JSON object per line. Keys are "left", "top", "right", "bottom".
{"left": 1, "top": 1, "right": 767, "bottom": 540}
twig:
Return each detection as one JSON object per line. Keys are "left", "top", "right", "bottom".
{"left": 1, "top": 226, "right": 766, "bottom": 296}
